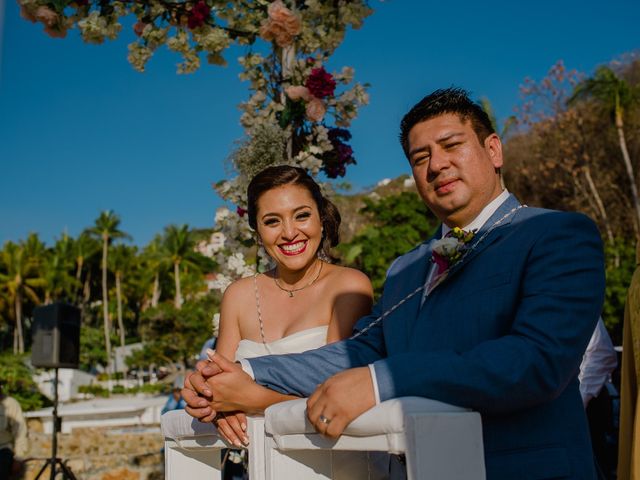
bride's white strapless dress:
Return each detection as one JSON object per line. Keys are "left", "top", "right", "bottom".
{"left": 235, "top": 325, "right": 328, "bottom": 361}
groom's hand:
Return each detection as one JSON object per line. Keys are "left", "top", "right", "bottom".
{"left": 306, "top": 366, "right": 375, "bottom": 439}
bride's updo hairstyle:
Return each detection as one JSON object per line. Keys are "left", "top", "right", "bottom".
{"left": 247, "top": 165, "right": 341, "bottom": 258}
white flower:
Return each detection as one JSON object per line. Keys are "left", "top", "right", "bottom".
{"left": 211, "top": 313, "right": 220, "bottom": 334}
{"left": 215, "top": 207, "right": 231, "bottom": 224}
{"left": 210, "top": 273, "right": 233, "bottom": 293}
{"left": 377, "top": 178, "right": 391, "bottom": 187}
{"left": 78, "top": 11, "right": 109, "bottom": 44}
{"left": 127, "top": 43, "right": 153, "bottom": 72}
{"left": 210, "top": 232, "right": 226, "bottom": 252}
{"left": 227, "top": 252, "right": 251, "bottom": 276}
{"left": 432, "top": 237, "right": 460, "bottom": 257}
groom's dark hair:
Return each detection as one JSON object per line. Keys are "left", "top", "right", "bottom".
{"left": 399, "top": 87, "right": 495, "bottom": 158}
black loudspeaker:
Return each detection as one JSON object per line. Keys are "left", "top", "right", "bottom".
{"left": 31, "top": 302, "right": 81, "bottom": 369}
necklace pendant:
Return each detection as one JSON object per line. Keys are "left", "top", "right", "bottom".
{"left": 287, "top": 291, "right": 294, "bottom": 298}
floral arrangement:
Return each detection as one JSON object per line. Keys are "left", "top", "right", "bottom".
{"left": 19, "top": 0, "right": 373, "bottom": 290}
{"left": 431, "top": 227, "right": 476, "bottom": 273}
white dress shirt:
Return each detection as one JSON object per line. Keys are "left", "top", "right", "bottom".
{"left": 578, "top": 318, "right": 617, "bottom": 407}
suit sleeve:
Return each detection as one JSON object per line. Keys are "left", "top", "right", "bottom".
{"left": 247, "top": 302, "right": 388, "bottom": 397}
{"left": 373, "top": 212, "right": 605, "bottom": 414}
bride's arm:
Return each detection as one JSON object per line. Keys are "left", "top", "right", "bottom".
{"left": 214, "top": 282, "right": 243, "bottom": 361}
{"left": 326, "top": 268, "right": 374, "bottom": 343}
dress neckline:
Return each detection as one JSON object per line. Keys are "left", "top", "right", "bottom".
{"left": 238, "top": 325, "right": 328, "bottom": 347}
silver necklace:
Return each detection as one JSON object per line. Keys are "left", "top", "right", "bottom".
{"left": 350, "top": 205, "right": 527, "bottom": 340}
{"left": 274, "top": 261, "right": 324, "bottom": 297}
{"left": 253, "top": 260, "right": 325, "bottom": 349}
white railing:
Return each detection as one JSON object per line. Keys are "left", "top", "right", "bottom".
{"left": 161, "top": 397, "right": 485, "bottom": 480}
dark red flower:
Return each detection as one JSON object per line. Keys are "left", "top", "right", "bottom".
{"left": 188, "top": 1, "right": 210, "bottom": 29}
{"left": 305, "top": 67, "right": 336, "bottom": 99}
{"left": 237, "top": 206, "right": 247, "bottom": 217}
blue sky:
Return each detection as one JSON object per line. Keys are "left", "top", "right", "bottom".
{"left": 1, "top": 0, "right": 638, "bottom": 246}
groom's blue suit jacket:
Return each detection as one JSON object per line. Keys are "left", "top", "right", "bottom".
{"left": 248, "top": 195, "right": 605, "bottom": 479}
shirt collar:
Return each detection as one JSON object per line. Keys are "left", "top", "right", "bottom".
{"left": 441, "top": 189, "right": 510, "bottom": 239}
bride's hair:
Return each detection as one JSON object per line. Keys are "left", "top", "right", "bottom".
{"left": 247, "top": 165, "right": 341, "bottom": 257}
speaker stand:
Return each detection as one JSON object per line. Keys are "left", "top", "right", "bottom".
{"left": 34, "top": 368, "right": 77, "bottom": 480}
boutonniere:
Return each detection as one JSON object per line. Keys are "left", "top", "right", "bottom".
{"left": 427, "top": 227, "right": 476, "bottom": 295}
{"left": 431, "top": 227, "right": 476, "bottom": 271}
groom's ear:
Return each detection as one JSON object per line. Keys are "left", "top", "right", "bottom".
{"left": 485, "top": 133, "right": 503, "bottom": 170}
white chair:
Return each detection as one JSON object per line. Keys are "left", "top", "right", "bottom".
{"left": 161, "top": 409, "right": 266, "bottom": 480}
{"left": 264, "top": 396, "right": 486, "bottom": 480}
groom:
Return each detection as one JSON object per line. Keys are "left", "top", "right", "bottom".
{"left": 184, "top": 88, "right": 605, "bottom": 479}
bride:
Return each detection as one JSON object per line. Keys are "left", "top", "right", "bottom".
{"left": 208, "top": 165, "right": 373, "bottom": 446}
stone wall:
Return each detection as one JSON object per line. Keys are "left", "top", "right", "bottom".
{"left": 23, "top": 419, "right": 164, "bottom": 480}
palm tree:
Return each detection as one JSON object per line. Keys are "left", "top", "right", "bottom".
{"left": 87, "top": 211, "right": 130, "bottom": 371}
{"left": 0, "top": 241, "right": 45, "bottom": 353}
{"left": 72, "top": 232, "right": 100, "bottom": 304}
{"left": 42, "top": 233, "right": 77, "bottom": 304}
{"left": 108, "top": 244, "right": 137, "bottom": 348}
{"left": 141, "top": 235, "right": 168, "bottom": 309}
{"left": 569, "top": 66, "right": 640, "bottom": 233}
{"left": 162, "top": 225, "right": 211, "bottom": 309}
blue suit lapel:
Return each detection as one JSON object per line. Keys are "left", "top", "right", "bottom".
{"left": 425, "top": 194, "right": 522, "bottom": 297}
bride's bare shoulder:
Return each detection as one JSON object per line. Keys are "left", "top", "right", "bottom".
{"left": 324, "top": 264, "right": 372, "bottom": 294}
{"left": 222, "top": 275, "right": 256, "bottom": 302}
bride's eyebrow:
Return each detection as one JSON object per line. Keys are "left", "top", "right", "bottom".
{"left": 260, "top": 205, "right": 312, "bottom": 220}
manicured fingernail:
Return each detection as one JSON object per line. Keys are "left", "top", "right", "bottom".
{"left": 241, "top": 423, "right": 247, "bottom": 431}
{"left": 206, "top": 348, "right": 215, "bottom": 358}
{"left": 234, "top": 440, "right": 242, "bottom": 447}
{"left": 203, "top": 389, "right": 212, "bottom": 397}
{"left": 242, "top": 436, "right": 249, "bottom": 445}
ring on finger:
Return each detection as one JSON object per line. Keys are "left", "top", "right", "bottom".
{"left": 318, "top": 414, "right": 331, "bottom": 425}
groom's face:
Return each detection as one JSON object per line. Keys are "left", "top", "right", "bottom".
{"left": 407, "top": 113, "right": 503, "bottom": 228}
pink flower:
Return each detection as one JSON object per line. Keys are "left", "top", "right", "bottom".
{"left": 432, "top": 252, "right": 449, "bottom": 275}
{"left": 188, "top": 1, "right": 211, "bottom": 29}
{"left": 259, "top": 0, "right": 301, "bottom": 48}
{"left": 285, "top": 85, "right": 312, "bottom": 102}
{"left": 44, "top": 25, "right": 67, "bottom": 38}
{"left": 133, "top": 21, "right": 147, "bottom": 37}
{"left": 305, "top": 97, "right": 326, "bottom": 123}
{"left": 305, "top": 67, "right": 336, "bottom": 99}
{"left": 35, "top": 6, "right": 58, "bottom": 27}
{"left": 20, "top": 6, "right": 37, "bottom": 23}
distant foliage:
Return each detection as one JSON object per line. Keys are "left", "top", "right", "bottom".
{"left": 505, "top": 57, "right": 640, "bottom": 241}
{"left": 338, "top": 191, "right": 438, "bottom": 296}
{"left": 603, "top": 239, "right": 636, "bottom": 344}
{"left": 0, "top": 353, "right": 51, "bottom": 411}
{"left": 129, "top": 292, "right": 219, "bottom": 368}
